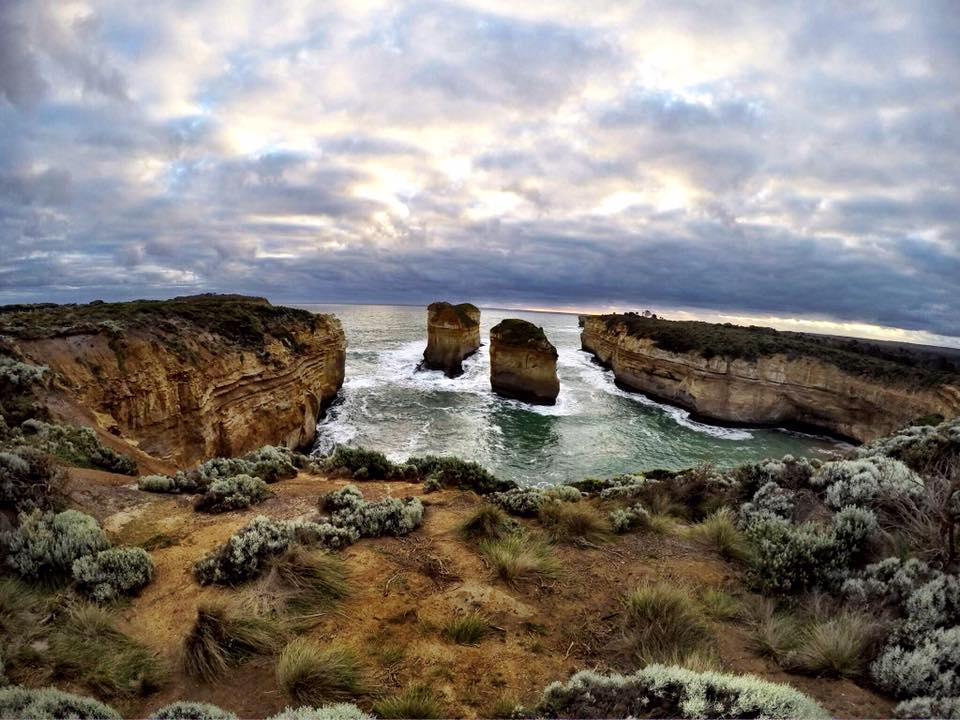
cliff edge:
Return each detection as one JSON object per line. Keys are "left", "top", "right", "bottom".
{"left": 490, "top": 319, "right": 560, "bottom": 405}
{"left": 581, "top": 313, "right": 960, "bottom": 442}
{"left": 422, "top": 301, "right": 481, "bottom": 378}
{"left": 0, "top": 294, "right": 346, "bottom": 466}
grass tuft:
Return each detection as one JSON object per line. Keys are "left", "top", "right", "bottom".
{"left": 620, "top": 583, "right": 711, "bottom": 665}
{"left": 743, "top": 598, "right": 801, "bottom": 662}
{"left": 646, "top": 513, "right": 677, "bottom": 534}
{"left": 459, "top": 504, "right": 515, "bottom": 541}
{"left": 686, "top": 508, "right": 752, "bottom": 562}
{"left": 268, "top": 546, "right": 348, "bottom": 612}
{"left": 276, "top": 638, "right": 364, "bottom": 705}
{"left": 537, "top": 500, "right": 611, "bottom": 545}
{"left": 785, "top": 610, "right": 884, "bottom": 679}
{"left": 181, "top": 603, "right": 283, "bottom": 681}
{"left": 700, "top": 588, "right": 741, "bottom": 621}
{"left": 372, "top": 685, "right": 445, "bottom": 719}
{"left": 478, "top": 534, "right": 560, "bottom": 587}
{"left": 441, "top": 613, "right": 489, "bottom": 645}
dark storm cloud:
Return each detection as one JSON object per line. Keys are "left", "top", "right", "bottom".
{"left": 0, "top": 1, "right": 958, "bottom": 343}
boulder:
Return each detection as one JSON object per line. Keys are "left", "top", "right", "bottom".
{"left": 421, "top": 302, "right": 481, "bottom": 378}
{"left": 489, "top": 319, "right": 559, "bottom": 405}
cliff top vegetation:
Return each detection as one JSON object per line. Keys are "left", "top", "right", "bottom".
{"left": 595, "top": 313, "right": 960, "bottom": 388}
{"left": 0, "top": 294, "right": 332, "bottom": 350}
{"left": 427, "top": 301, "right": 480, "bottom": 327}
{"left": 491, "top": 318, "right": 556, "bottom": 355}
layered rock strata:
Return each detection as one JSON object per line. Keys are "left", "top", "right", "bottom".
{"left": 421, "top": 302, "right": 481, "bottom": 378}
{"left": 490, "top": 319, "right": 560, "bottom": 405}
{"left": 580, "top": 315, "right": 960, "bottom": 442}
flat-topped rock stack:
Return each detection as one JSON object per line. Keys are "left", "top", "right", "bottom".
{"left": 421, "top": 301, "right": 481, "bottom": 378}
{"left": 489, "top": 318, "right": 560, "bottom": 405}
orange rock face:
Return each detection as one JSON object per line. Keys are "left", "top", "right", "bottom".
{"left": 6, "top": 297, "right": 346, "bottom": 467}
{"left": 580, "top": 315, "right": 960, "bottom": 442}
{"left": 489, "top": 319, "right": 559, "bottom": 405}
{"left": 422, "top": 302, "right": 481, "bottom": 378}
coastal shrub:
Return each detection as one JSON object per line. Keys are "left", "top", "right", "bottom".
{"left": 19, "top": 419, "right": 137, "bottom": 475}
{"left": 276, "top": 638, "right": 364, "bottom": 705}
{"left": 4, "top": 509, "right": 110, "bottom": 580}
{"left": 150, "top": 702, "right": 238, "bottom": 720}
{"left": 859, "top": 417, "right": 960, "bottom": 474}
{"left": 316, "top": 446, "right": 401, "bottom": 480}
{"left": 72, "top": 547, "right": 154, "bottom": 602}
{"left": 409, "top": 454, "right": 514, "bottom": 494}
{"left": 373, "top": 686, "right": 445, "bottom": 719}
{"left": 268, "top": 546, "right": 348, "bottom": 611}
{"left": 745, "top": 507, "right": 878, "bottom": 594}
{"left": 686, "top": 508, "right": 751, "bottom": 562}
{"left": 597, "top": 474, "right": 653, "bottom": 501}
{"left": 479, "top": 534, "right": 560, "bottom": 587}
{"left": 288, "top": 519, "right": 359, "bottom": 549}
{"left": 267, "top": 705, "right": 372, "bottom": 720}
{"left": 182, "top": 603, "right": 284, "bottom": 681}
{"left": 0, "top": 686, "right": 121, "bottom": 719}
{"left": 842, "top": 557, "right": 939, "bottom": 609}
{"left": 732, "top": 455, "right": 815, "bottom": 499}
{"left": 490, "top": 487, "right": 548, "bottom": 517}
{"left": 738, "top": 481, "right": 795, "bottom": 526}
{"left": 872, "top": 626, "right": 960, "bottom": 699}
{"left": 0, "top": 447, "right": 63, "bottom": 512}
{"left": 538, "top": 665, "right": 829, "bottom": 719}
{"left": 139, "top": 473, "right": 200, "bottom": 494}
{"left": 194, "top": 474, "right": 270, "bottom": 513}
{"left": 811, "top": 456, "right": 923, "bottom": 511}
{"left": 191, "top": 445, "right": 297, "bottom": 485}
{"left": 193, "top": 516, "right": 294, "bottom": 585}
{"left": 545, "top": 485, "right": 582, "bottom": 502}
{"left": 894, "top": 696, "right": 960, "bottom": 719}
{"left": 609, "top": 503, "right": 650, "bottom": 533}
{"left": 538, "top": 500, "right": 611, "bottom": 545}
{"left": 620, "top": 584, "right": 710, "bottom": 665}
{"left": 785, "top": 609, "right": 884, "bottom": 678}
{"left": 49, "top": 604, "right": 168, "bottom": 698}
{"left": 442, "top": 613, "right": 489, "bottom": 645}
{"left": 322, "top": 485, "right": 364, "bottom": 512}
{"left": 459, "top": 504, "right": 516, "bottom": 541}
{"left": 325, "top": 485, "right": 423, "bottom": 537}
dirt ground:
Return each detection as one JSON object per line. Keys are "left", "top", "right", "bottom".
{"left": 61, "top": 468, "right": 895, "bottom": 719}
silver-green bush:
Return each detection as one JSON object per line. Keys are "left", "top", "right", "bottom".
{"left": 194, "top": 474, "right": 270, "bottom": 513}
{"left": 138, "top": 473, "right": 200, "bottom": 493}
{"left": 4, "top": 509, "right": 110, "bottom": 580}
{"left": 811, "top": 456, "right": 923, "bottom": 510}
{"left": 538, "top": 666, "right": 829, "bottom": 719}
{"left": 739, "top": 481, "right": 795, "bottom": 527}
{"left": 873, "top": 626, "right": 960, "bottom": 699}
{"left": 323, "top": 485, "right": 423, "bottom": 537}
{"left": 0, "top": 685, "right": 121, "bottom": 719}
{"left": 19, "top": 419, "right": 137, "bottom": 475}
{"left": 150, "top": 701, "right": 238, "bottom": 719}
{"left": 490, "top": 488, "right": 549, "bottom": 516}
{"left": 194, "top": 516, "right": 293, "bottom": 585}
{"left": 609, "top": 503, "right": 650, "bottom": 534}
{"left": 72, "top": 547, "right": 155, "bottom": 602}
{"left": 266, "top": 704, "right": 373, "bottom": 720}
{"left": 894, "top": 696, "right": 960, "bottom": 719}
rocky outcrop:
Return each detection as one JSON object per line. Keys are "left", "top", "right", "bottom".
{"left": 1, "top": 295, "right": 346, "bottom": 467}
{"left": 422, "top": 302, "right": 481, "bottom": 378}
{"left": 581, "top": 315, "right": 960, "bottom": 443}
{"left": 490, "top": 319, "right": 559, "bottom": 405}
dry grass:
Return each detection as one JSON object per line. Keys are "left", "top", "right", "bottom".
{"left": 276, "top": 638, "right": 364, "bottom": 705}
{"left": 786, "top": 610, "right": 885, "bottom": 679}
{"left": 647, "top": 513, "right": 678, "bottom": 534}
{"left": 686, "top": 508, "right": 751, "bottom": 562}
{"left": 442, "top": 612, "right": 490, "bottom": 645}
{"left": 181, "top": 603, "right": 284, "bottom": 681}
{"left": 700, "top": 587, "right": 741, "bottom": 621}
{"left": 459, "top": 504, "right": 515, "bottom": 541}
{"left": 478, "top": 534, "right": 561, "bottom": 587}
{"left": 538, "top": 500, "right": 611, "bottom": 545}
{"left": 620, "top": 583, "right": 711, "bottom": 665}
{"left": 267, "top": 546, "right": 348, "bottom": 612}
{"left": 373, "top": 685, "right": 445, "bottom": 719}
{"left": 743, "top": 597, "right": 801, "bottom": 662}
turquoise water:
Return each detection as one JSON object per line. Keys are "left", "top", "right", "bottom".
{"left": 300, "top": 304, "right": 843, "bottom": 486}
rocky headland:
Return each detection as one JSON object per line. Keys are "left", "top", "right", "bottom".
{"left": 489, "top": 319, "right": 560, "bottom": 405}
{"left": 581, "top": 313, "right": 960, "bottom": 442}
{"left": 0, "top": 294, "right": 346, "bottom": 466}
{"left": 421, "top": 301, "right": 481, "bottom": 378}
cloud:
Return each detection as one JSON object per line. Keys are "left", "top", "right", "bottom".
{"left": 0, "top": 0, "right": 958, "bottom": 342}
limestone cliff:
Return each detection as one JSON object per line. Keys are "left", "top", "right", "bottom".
{"left": 581, "top": 315, "right": 960, "bottom": 442}
{"left": 0, "top": 295, "right": 346, "bottom": 466}
{"left": 490, "top": 319, "right": 560, "bottom": 405}
{"left": 422, "top": 302, "right": 481, "bottom": 378}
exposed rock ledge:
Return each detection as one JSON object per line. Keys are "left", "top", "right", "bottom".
{"left": 490, "top": 319, "right": 560, "bottom": 405}
{"left": 581, "top": 315, "right": 960, "bottom": 443}
{"left": 1, "top": 295, "right": 346, "bottom": 466}
{"left": 421, "top": 301, "right": 481, "bottom": 378}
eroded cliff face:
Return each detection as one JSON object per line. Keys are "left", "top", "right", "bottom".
{"left": 4, "top": 297, "right": 346, "bottom": 467}
{"left": 490, "top": 319, "right": 560, "bottom": 405}
{"left": 581, "top": 316, "right": 960, "bottom": 442}
{"left": 422, "top": 302, "right": 481, "bottom": 378}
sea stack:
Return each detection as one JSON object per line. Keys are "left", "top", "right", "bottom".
{"left": 489, "top": 319, "right": 560, "bottom": 405}
{"left": 422, "top": 301, "right": 482, "bottom": 378}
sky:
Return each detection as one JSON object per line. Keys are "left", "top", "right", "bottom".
{"left": 1, "top": 1, "right": 959, "bottom": 346}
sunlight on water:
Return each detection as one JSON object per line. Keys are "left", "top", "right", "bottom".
{"left": 299, "top": 304, "right": 844, "bottom": 486}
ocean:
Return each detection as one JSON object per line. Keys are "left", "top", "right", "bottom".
{"left": 299, "top": 304, "right": 843, "bottom": 487}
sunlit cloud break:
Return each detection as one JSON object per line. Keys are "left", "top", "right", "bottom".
{"left": 1, "top": 1, "right": 958, "bottom": 342}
